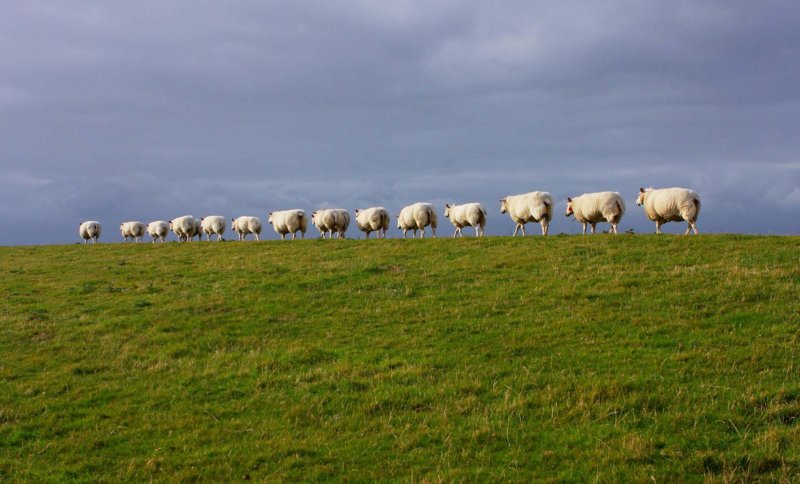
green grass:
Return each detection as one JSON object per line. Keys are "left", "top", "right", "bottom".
{"left": 1, "top": 235, "right": 799, "bottom": 481}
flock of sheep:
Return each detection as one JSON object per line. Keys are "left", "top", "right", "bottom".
{"left": 78, "top": 187, "right": 701, "bottom": 243}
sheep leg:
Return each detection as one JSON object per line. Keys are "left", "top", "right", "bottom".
{"left": 611, "top": 223, "right": 618, "bottom": 235}
{"left": 582, "top": 223, "right": 587, "bottom": 235}
{"left": 691, "top": 222, "right": 698, "bottom": 235}
{"left": 541, "top": 220, "right": 549, "bottom": 236}
{"left": 521, "top": 224, "right": 527, "bottom": 236}
{"left": 591, "top": 223, "right": 596, "bottom": 235}
{"left": 655, "top": 221, "right": 662, "bottom": 234}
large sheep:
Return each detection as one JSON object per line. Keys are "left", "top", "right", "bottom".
{"left": 311, "top": 209, "right": 350, "bottom": 239}
{"left": 231, "top": 216, "right": 262, "bottom": 241}
{"left": 499, "top": 191, "right": 553, "bottom": 236}
{"left": 565, "top": 191, "right": 626, "bottom": 235}
{"left": 200, "top": 216, "right": 226, "bottom": 241}
{"left": 636, "top": 187, "right": 701, "bottom": 235}
{"left": 444, "top": 203, "right": 487, "bottom": 237}
{"left": 79, "top": 221, "right": 101, "bottom": 243}
{"left": 354, "top": 207, "right": 389, "bottom": 239}
{"left": 147, "top": 221, "right": 169, "bottom": 243}
{"left": 120, "top": 221, "right": 146, "bottom": 243}
{"left": 268, "top": 209, "right": 308, "bottom": 240}
{"left": 169, "top": 215, "right": 200, "bottom": 242}
{"left": 396, "top": 202, "right": 437, "bottom": 238}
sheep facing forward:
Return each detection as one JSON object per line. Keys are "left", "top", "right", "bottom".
{"left": 397, "top": 203, "right": 437, "bottom": 238}
{"left": 636, "top": 187, "right": 700, "bottom": 235}
{"left": 444, "top": 203, "right": 487, "bottom": 237}
{"left": 147, "top": 221, "right": 169, "bottom": 243}
{"left": 79, "top": 221, "right": 101, "bottom": 243}
{"left": 200, "top": 216, "right": 226, "bottom": 241}
{"left": 311, "top": 209, "right": 350, "bottom": 239}
{"left": 268, "top": 209, "right": 308, "bottom": 240}
{"left": 565, "top": 191, "right": 626, "bottom": 235}
{"left": 354, "top": 207, "right": 389, "bottom": 239}
{"left": 120, "top": 221, "right": 146, "bottom": 243}
{"left": 231, "top": 216, "right": 262, "bottom": 241}
{"left": 499, "top": 191, "right": 553, "bottom": 236}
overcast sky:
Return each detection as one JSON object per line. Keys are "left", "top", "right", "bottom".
{"left": 1, "top": 1, "right": 799, "bottom": 244}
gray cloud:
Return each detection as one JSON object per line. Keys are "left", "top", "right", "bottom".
{"left": 1, "top": 1, "right": 799, "bottom": 245}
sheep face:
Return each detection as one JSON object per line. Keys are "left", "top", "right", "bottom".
{"left": 499, "top": 198, "right": 508, "bottom": 214}
{"left": 636, "top": 187, "right": 651, "bottom": 206}
{"left": 268, "top": 212, "right": 274, "bottom": 225}
{"left": 565, "top": 197, "right": 574, "bottom": 217}
{"left": 444, "top": 204, "right": 452, "bottom": 219}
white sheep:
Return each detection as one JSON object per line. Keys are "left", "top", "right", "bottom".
{"left": 169, "top": 215, "right": 199, "bottom": 242}
{"left": 200, "top": 216, "right": 226, "bottom": 241}
{"left": 268, "top": 209, "right": 308, "bottom": 240}
{"left": 354, "top": 207, "right": 390, "bottom": 239}
{"left": 444, "top": 203, "right": 487, "bottom": 237}
{"left": 499, "top": 191, "right": 553, "bottom": 236}
{"left": 147, "top": 221, "right": 169, "bottom": 243}
{"left": 120, "top": 221, "right": 146, "bottom": 243}
{"left": 565, "top": 191, "right": 626, "bottom": 235}
{"left": 396, "top": 202, "right": 437, "bottom": 238}
{"left": 79, "top": 221, "right": 101, "bottom": 243}
{"left": 231, "top": 216, "right": 262, "bottom": 241}
{"left": 636, "top": 187, "right": 701, "bottom": 235}
{"left": 311, "top": 209, "right": 350, "bottom": 239}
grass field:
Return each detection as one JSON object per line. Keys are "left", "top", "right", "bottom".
{"left": 1, "top": 235, "right": 798, "bottom": 481}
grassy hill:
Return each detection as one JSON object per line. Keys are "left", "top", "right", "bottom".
{"left": 1, "top": 235, "right": 798, "bottom": 481}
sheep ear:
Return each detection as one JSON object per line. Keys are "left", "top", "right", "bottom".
{"left": 567, "top": 197, "right": 572, "bottom": 202}
{"left": 639, "top": 187, "right": 644, "bottom": 193}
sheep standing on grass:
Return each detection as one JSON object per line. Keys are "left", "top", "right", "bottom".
{"left": 147, "top": 221, "right": 169, "bottom": 243}
{"left": 268, "top": 209, "right": 308, "bottom": 240}
{"left": 499, "top": 191, "right": 553, "bottom": 236}
{"left": 354, "top": 207, "right": 390, "bottom": 239}
{"left": 200, "top": 216, "right": 226, "bottom": 241}
{"left": 311, "top": 209, "right": 350, "bottom": 239}
{"left": 636, "top": 187, "right": 701, "bottom": 235}
{"left": 397, "top": 203, "right": 437, "bottom": 238}
{"left": 120, "top": 221, "right": 146, "bottom": 243}
{"left": 79, "top": 221, "right": 101, "bottom": 243}
{"left": 231, "top": 216, "right": 262, "bottom": 241}
{"left": 444, "top": 203, "right": 487, "bottom": 237}
{"left": 565, "top": 192, "right": 626, "bottom": 235}
{"left": 170, "top": 215, "right": 200, "bottom": 242}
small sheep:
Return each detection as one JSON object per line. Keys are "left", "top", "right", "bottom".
{"left": 147, "top": 221, "right": 169, "bottom": 243}
{"left": 79, "top": 221, "right": 101, "bottom": 243}
{"left": 200, "top": 216, "right": 226, "bottom": 241}
{"left": 354, "top": 207, "right": 389, "bottom": 239}
{"left": 120, "top": 221, "right": 146, "bottom": 243}
{"left": 169, "top": 215, "right": 199, "bottom": 242}
{"left": 636, "top": 187, "right": 701, "bottom": 235}
{"left": 311, "top": 209, "right": 350, "bottom": 239}
{"left": 231, "top": 216, "right": 262, "bottom": 241}
{"left": 268, "top": 209, "right": 308, "bottom": 240}
{"left": 565, "top": 191, "right": 626, "bottom": 235}
{"left": 499, "top": 191, "right": 553, "bottom": 236}
{"left": 444, "top": 203, "right": 487, "bottom": 237}
{"left": 397, "top": 203, "right": 437, "bottom": 239}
